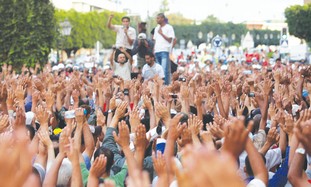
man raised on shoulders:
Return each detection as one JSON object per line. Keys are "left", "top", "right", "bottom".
{"left": 107, "top": 14, "right": 136, "bottom": 62}
{"left": 110, "top": 47, "right": 133, "bottom": 81}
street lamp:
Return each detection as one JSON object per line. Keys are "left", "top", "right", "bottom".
{"left": 57, "top": 18, "right": 72, "bottom": 63}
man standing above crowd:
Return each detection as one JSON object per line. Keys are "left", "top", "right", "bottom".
{"left": 132, "top": 32, "right": 154, "bottom": 71}
{"left": 107, "top": 14, "right": 136, "bottom": 62}
{"left": 110, "top": 47, "right": 133, "bottom": 81}
{"left": 142, "top": 51, "right": 164, "bottom": 81}
{"left": 153, "top": 13, "right": 175, "bottom": 85}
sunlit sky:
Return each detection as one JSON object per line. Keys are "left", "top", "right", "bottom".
{"left": 120, "top": 0, "right": 303, "bottom": 23}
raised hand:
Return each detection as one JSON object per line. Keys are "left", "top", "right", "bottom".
{"left": 222, "top": 117, "right": 253, "bottom": 158}
{"left": 266, "top": 127, "right": 280, "bottom": 145}
{"left": 37, "top": 130, "right": 53, "bottom": 148}
{"left": 207, "top": 122, "right": 224, "bottom": 139}
{"left": 14, "top": 106, "right": 26, "bottom": 128}
{"left": 236, "top": 103, "right": 246, "bottom": 117}
{"left": 167, "top": 113, "right": 186, "bottom": 141}
{"left": 36, "top": 105, "right": 50, "bottom": 128}
{"left": 96, "top": 109, "right": 106, "bottom": 127}
{"left": 0, "top": 114, "right": 9, "bottom": 133}
{"left": 295, "top": 120, "right": 311, "bottom": 155}
{"left": 72, "top": 89, "right": 80, "bottom": 103}
{"left": 155, "top": 102, "right": 170, "bottom": 121}
{"left": 177, "top": 128, "right": 192, "bottom": 147}
{"left": 75, "top": 108, "right": 85, "bottom": 126}
{"left": 134, "top": 124, "right": 148, "bottom": 151}
{"left": 113, "top": 121, "right": 130, "bottom": 148}
{"left": 152, "top": 151, "right": 167, "bottom": 177}
{"left": 15, "top": 85, "right": 25, "bottom": 102}
{"left": 89, "top": 155, "right": 107, "bottom": 178}
{"left": 142, "top": 95, "right": 152, "bottom": 110}
{"left": 114, "top": 101, "right": 128, "bottom": 119}
{"left": 109, "top": 96, "right": 117, "bottom": 110}
{"left": 188, "top": 115, "right": 202, "bottom": 136}
{"left": 280, "top": 113, "right": 294, "bottom": 135}
{"left": 44, "top": 90, "right": 55, "bottom": 109}
{"left": 129, "top": 108, "right": 140, "bottom": 133}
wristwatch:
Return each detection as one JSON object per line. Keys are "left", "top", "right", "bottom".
{"left": 295, "top": 148, "right": 306, "bottom": 155}
{"left": 108, "top": 109, "right": 113, "bottom": 113}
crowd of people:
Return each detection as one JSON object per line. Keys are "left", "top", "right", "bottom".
{"left": 1, "top": 13, "right": 311, "bottom": 187}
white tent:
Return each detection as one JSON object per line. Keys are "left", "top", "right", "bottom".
{"left": 241, "top": 31, "right": 254, "bottom": 49}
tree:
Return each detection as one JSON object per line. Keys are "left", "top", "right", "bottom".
{"left": 0, "top": 0, "right": 56, "bottom": 69}
{"left": 54, "top": 10, "right": 125, "bottom": 56}
{"left": 202, "top": 15, "right": 220, "bottom": 23}
{"left": 285, "top": 4, "right": 311, "bottom": 43}
{"left": 166, "top": 13, "right": 194, "bottom": 25}
{"left": 159, "top": 0, "right": 169, "bottom": 14}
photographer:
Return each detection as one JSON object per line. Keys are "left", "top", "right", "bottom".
{"left": 132, "top": 33, "right": 154, "bottom": 70}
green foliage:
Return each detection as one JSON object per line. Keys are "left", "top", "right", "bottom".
{"left": 202, "top": 15, "right": 220, "bottom": 23}
{"left": 0, "top": 0, "right": 56, "bottom": 69}
{"left": 166, "top": 13, "right": 194, "bottom": 25}
{"left": 159, "top": 0, "right": 169, "bottom": 13}
{"left": 54, "top": 10, "right": 125, "bottom": 51}
{"left": 285, "top": 4, "right": 311, "bottom": 42}
{"left": 173, "top": 22, "right": 280, "bottom": 47}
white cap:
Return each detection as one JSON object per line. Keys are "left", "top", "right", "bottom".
{"left": 220, "top": 65, "right": 228, "bottom": 71}
{"left": 66, "top": 64, "right": 73, "bottom": 68}
{"left": 52, "top": 66, "right": 59, "bottom": 71}
{"left": 138, "top": 33, "right": 147, "bottom": 39}
{"left": 58, "top": 63, "right": 65, "bottom": 69}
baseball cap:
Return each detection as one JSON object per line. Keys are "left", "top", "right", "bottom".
{"left": 138, "top": 33, "right": 147, "bottom": 39}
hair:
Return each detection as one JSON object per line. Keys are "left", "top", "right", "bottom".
{"left": 157, "top": 13, "right": 165, "bottom": 19}
{"left": 94, "top": 147, "right": 114, "bottom": 172}
{"left": 80, "top": 104, "right": 91, "bottom": 116}
{"left": 145, "top": 51, "right": 155, "bottom": 58}
{"left": 121, "top": 16, "right": 130, "bottom": 22}
{"left": 245, "top": 154, "right": 266, "bottom": 176}
{"left": 26, "top": 125, "right": 35, "bottom": 140}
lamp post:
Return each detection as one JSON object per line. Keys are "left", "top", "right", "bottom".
{"left": 57, "top": 18, "right": 72, "bottom": 63}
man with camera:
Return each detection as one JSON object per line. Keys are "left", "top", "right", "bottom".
{"left": 107, "top": 14, "right": 136, "bottom": 62}
{"left": 132, "top": 33, "right": 154, "bottom": 71}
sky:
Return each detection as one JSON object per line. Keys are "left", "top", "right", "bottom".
{"left": 120, "top": 0, "right": 303, "bottom": 23}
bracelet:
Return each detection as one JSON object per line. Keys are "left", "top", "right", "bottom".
{"left": 295, "top": 148, "right": 306, "bottom": 155}
{"left": 123, "top": 89, "right": 129, "bottom": 96}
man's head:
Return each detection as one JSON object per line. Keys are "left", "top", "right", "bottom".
{"left": 117, "top": 53, "right": 127, "bottom": 64}
{"left": 156, "top": 13, "right": 166, "bottom": 25}
{"left": 145, "top": 51, "right": 155, "bottom": 66}
{"left": 94, "top": 147, "right": 114, "bottom": 174}
{"left": 121, "top": 16, "right": 130, "bottom": 28}
{"left": 276, "top": 58, "right": 281, "bottom": 67}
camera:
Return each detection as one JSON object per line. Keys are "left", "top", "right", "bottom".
{"left": 178, "top": 77, "right": 186, "bottom": 82}
{"left": 248, "top": 92, "right": 255, "bottom": 97}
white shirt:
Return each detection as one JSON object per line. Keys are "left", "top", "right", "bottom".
{"left": 112, "top": 61, "right": 131, "bottom": 81}
{"left": 265, "top": 148, "right": 282, "bottom": 170}
{"left": 113, "top": 25, "right": 136, "bottom": 49}
{"left": 153, "top": 24, "right": 175, "bottom": 53}
{"left": 142, "top": 63, "right": 164, "bottom": 80}
{"left": 247, "top": 178, "right": 266, "bottom": 187}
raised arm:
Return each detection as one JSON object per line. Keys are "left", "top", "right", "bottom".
{"left": 107, "top": 14, "right": 115, "bottom": 30}
{"left": 120, "top": 47, "right": 133, "bottom": 65}
{"left": 288, "top": 143, "right": 309, "bottom": 187}
{"left": 245, "top": 138, "right": 268, "bottom": 186}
